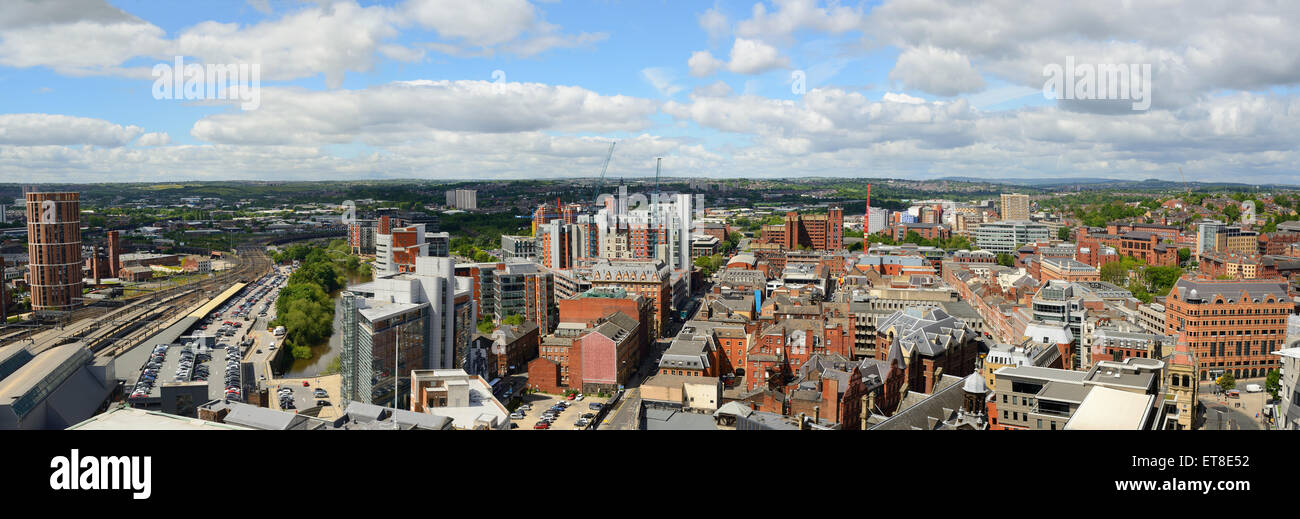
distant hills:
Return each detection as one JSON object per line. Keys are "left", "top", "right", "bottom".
{"left": 932, "top": 176, "right": 1294, "bottom": 190}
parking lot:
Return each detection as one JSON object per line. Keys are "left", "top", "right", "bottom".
{"left": 268, "top": 374, "right": 344, "bottom": 419}
{"left": 511, "top": 393, "right": 610, "bottom": 430}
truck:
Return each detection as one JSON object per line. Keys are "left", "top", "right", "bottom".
{"left": 1245, "top": 383, "right": 1263, "bottom": 393}
{"left": 273, "top": 326, "right": 285, "bottom": 338}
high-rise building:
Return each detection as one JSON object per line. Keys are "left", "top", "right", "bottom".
{"left": 25, "top": 192, "right": 82, "bottom": 313}
{"left": 445, "top": 189, "right": 477, "bottom": 210}
{"left": 348, "top": 219, "right": 377, "bottom": 255}
{"left": 491, "top": 261, "right": 556, "bottom": 333}
{"left": 375, "top": 220, "right": 428, "bottom": 274}
{"left": 341, "top": 257, "right": 476, "bottom": 407}
{"left": 1000, "top": 193, "right": 1030, "bottom": 222}
{"left": 866, "top": 207, "right": 889, "bottom": 235}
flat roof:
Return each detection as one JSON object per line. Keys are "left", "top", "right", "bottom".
{"left": 994, "top": 365, "right": 1088, "bottom": 385}
{"left": 188, "top": 282, "right": 246, "bottom": 319}
{"left": 1064, "top": 386, "right": 1154, "bottom": 430}
{"left": 69, "top": 406, "right": 250, "bottom": 430}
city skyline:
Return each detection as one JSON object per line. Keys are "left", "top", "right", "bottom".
{"left": 0, "top": 0, "right": 1298, "bottom": 185}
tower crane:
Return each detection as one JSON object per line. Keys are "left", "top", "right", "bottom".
{"left": 590, "top": 141, "right": 616, "bottom": 207}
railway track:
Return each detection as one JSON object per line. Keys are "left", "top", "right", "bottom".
{"left": 0, "top": 244, "right": 272, "bottom": 350}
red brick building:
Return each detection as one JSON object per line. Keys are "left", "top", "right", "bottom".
{"left": 757, "top": 208, "right": 844, "bottom": 251}
{"left": 1165, "top": 276, "right": 1293, "bottom": 381}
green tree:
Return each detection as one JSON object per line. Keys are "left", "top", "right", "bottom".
{"left": 1222, "top": 204, "right": 1241, "bottom": 223}
{"left": 1177, "top": 247, "right": 1191, "bottom": 265}
{"left": 1058, "top": 226, "right": 1072, "bottom": 241}
{"left": 1100, "top": 261, "right": 1129, "bottom": 285}
{"left": 996, "top": 253, "right": 1015, "bottom": 267}
{"left": 503, "top": 314, "right": 525, "bottom": 326}
{"left": 1218, "top": 371, "right": 1236, "bottom": 393}
{"left": 1265, "top": 370, "right": 1282, "bottom": 401}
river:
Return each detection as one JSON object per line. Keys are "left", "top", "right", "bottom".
{"left": 283, "top": 269, "right": 371, "bottom": 377}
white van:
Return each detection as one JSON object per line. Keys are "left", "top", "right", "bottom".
{"left": 1245, "top": 384, "right": 1263, "bottom": 393}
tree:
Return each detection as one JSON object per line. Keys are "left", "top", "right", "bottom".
{"left": 996, "top": 253, "right": 1015, "bottom": 267}
{"left": 1177, "top": 247, "right": 1191, "bottom": 265}
{"left": 1222, "top": 204, "right": 1241, "bottom": 223}
{"left": 1266, "top": 370, "right": 1282, "bottom": 401}
{"left": 503, "top": 314, "right": 526, "bottom": 326}
{"left": 1218, "top": 371, "right": 1236, "bottom": 393}
{"left": 1100, "top": 261, "right": 1129, "bottom": 285}
{"left": 1057, "top": 226, "right": 1072, "bottom": 241}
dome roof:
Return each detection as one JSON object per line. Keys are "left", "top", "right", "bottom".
{"left": 962, "top": 372, "right": 987, "bottom": 394}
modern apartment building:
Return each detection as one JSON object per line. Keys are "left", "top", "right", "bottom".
{"left": 1165, "top": 276, "right": 1293, "bottom": 381}
{"left": 25, "top": 192, "right": 83, "bottom": 313}
{"left": 374, "top": 216, "right": 428, "bottom": 275}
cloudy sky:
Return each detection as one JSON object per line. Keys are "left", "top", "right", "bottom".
{"left": 2, "top": 0, "right": 1299, "bottom": 184}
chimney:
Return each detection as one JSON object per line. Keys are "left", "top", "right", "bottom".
{"left": 860, "top": 394, "right": 870, "bottom": 430}
{"left": 798, "top": 412, "right": 808, "bottom": 431}
{"left": 814, "top": 405, "right": 820, "bottom": 425}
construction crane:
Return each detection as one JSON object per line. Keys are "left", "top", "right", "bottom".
{"left": 654, "top": 157, "right": 663, "bottom": 200}
{"left": 590, "top": 141, "right": 616, "bottom": 206}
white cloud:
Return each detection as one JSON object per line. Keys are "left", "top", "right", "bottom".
{"left": 699, "top": 6, "right": 730, "bottom": 41}
{"left": 135, "top": 132, "right": 171, "bottom": 147}
{"left": 688, "top": 51, "right": 724, "bottom": 77}
{"left": 727, "top": 38, "right": 790, "bottom": 75}
{"left": 735, "top": 0, "right": 865, "bottom": 44}
{"left": 189, "top": 80, "right": 659, "bottom": 145}
{"left": 691, "top": 81, "right": 734, "bottom": 99}
{"left": 889, "top": 45, "right": 986, "bottom": 96}
{"left": 0, "top": 0, "right": 601, "bottom": 86}
{"left": 403, "top": 0, "right": 607, "bottom": 58}
{"left": 0, "top": 113, "right": 144, "bottom": 146}
{"left": 642, "top": 68, "right": 684, "bottom": 97}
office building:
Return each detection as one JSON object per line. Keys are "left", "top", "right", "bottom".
{"left": 756, "top": 208, "right": 844, "bottom": 251}
{"left": 973, "top": 221, "right": 1050, "bottom": 254}
{"left": 500, "top": 235, "right": 537, "bottom": 260}
{"left": 25, "top": 192, "right": 83, "bottom": 313}
{"left": 340, "top": 257, "right": 476, "bottom": 407}
{"left": 1165, "top": 276, "right": 1292, "bottom": 381}
{"left": 1000, "top": 193, "right": 1030, "bottom": 222}
{"left": 445, "top": 189, "right": 477, "bottom": 210}
{"left": 587, "top": 259, "right": 672, "bottom": 338}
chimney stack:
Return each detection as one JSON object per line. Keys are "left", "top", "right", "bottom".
{"left": 814, "top": 405, "right": 820, "bottom": 425}
{"left": 860, "top": 394, "right": 870, "bottom": 430}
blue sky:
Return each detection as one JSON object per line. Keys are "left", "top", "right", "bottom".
{"left": 1, "top": 0, "right": 1297, "bottom": 185}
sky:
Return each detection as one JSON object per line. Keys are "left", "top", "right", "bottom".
{"left": 1, "top": 0, "right": 1299, "bottom": 185}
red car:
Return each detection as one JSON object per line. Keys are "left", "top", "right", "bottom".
{"left": 566, "top": 393, "right": 576, "bottom": 400}
{"left": 533, "top": 422, "right": 550, "bottom": 429}
{"left": 302, "top": 381, "right": 310, "bottom": 387}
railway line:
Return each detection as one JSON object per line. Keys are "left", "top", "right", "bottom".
{"left": 0, "top": 244, "right": 272, "bottom": 355}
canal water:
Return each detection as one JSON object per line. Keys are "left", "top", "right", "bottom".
{"left": 284, "top": 269, "right": 371, "bottom": 377}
